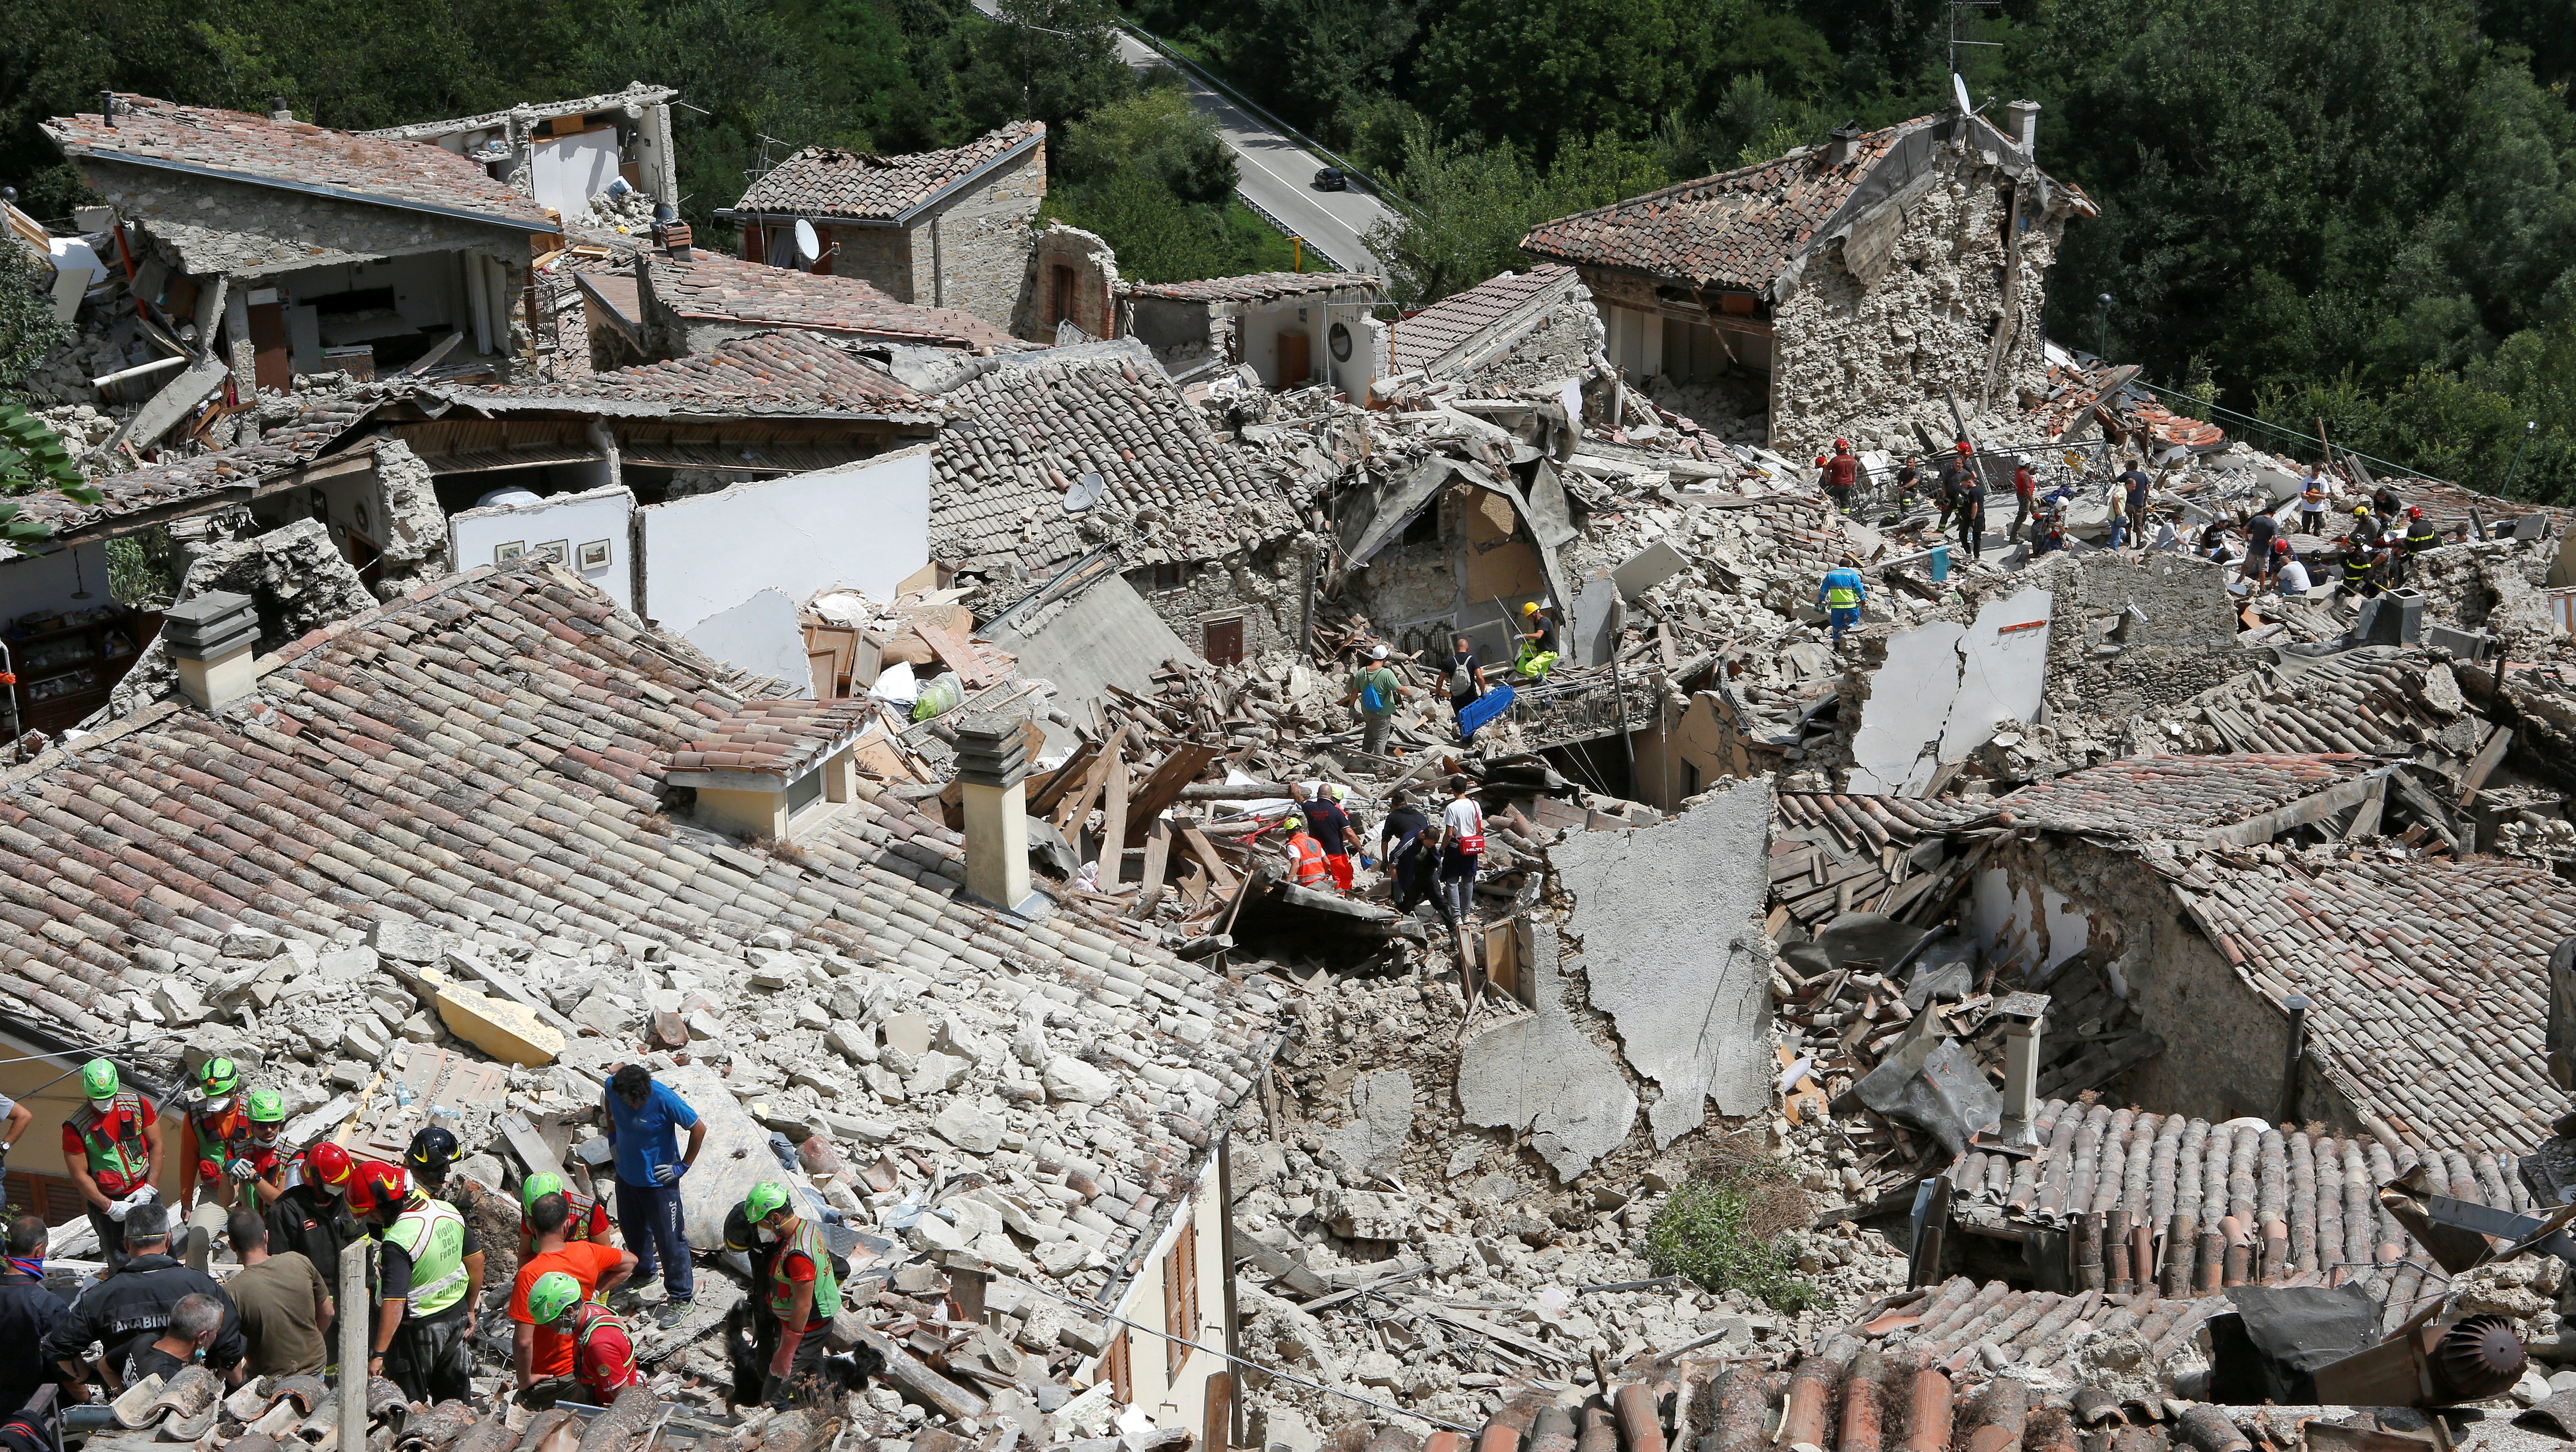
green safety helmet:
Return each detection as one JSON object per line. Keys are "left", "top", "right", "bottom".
{"left": 80, "top": 1058, "right": 119, "bottom": 1101}
{"left": 246, "top": 1089, "right": 287, "bottom": 1123}
{"left": 744, "top": 1181, "right": 792, "bottom": 1223}
{"left": 526, "top": 1270, "right": 584, "bottom": 1325}
{"left": 521, "top": 1171, "right": 565, "bottom": 1210}
{"left": 1281, "top": 815, "right": 1304, "bottom": 832}
{"left": 200, "top": 1057, "right": 241, "bottom": 1099}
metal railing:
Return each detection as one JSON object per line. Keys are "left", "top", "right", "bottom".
{"left": 1230, "top": 189, "right": 1346, "bottom": 271}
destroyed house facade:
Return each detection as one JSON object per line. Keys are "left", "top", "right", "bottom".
{"left": 358, "top": 83, "right": 682, "bottom": 225}
{"left": 1522, "top": 106, "right": 2091, "bottom": 455}
{"left": 0, "top": 559, "right": 1283, "bottom": 1435}
{"left": 721, "top": 123, "right": 1048, "bottom": 330}
{"left": 43, "top": 95, "right": 562, "bottom": 394}
{"left": 602, "top": 248, "right": 1025, "bottom": 371}
{"left": 1381, "top": 263, "right": 1602, "bottom": 396}
{"left": 1121, "top": 272, "right": 1385, "bottom": 390}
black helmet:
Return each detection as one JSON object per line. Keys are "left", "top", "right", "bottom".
{"left": 405, "top": 1125, "right": 459, "bottom": 1183}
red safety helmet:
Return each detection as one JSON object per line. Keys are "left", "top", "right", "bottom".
{"left": 1814, "top": 455, "right": 1829, "bottom": 468}
{"left": 1833, "top": 437, "right": 1851, "bottom": 452}
{"left": 1955, "top": 441, "right": 1973, "bottom": 454}
{"left": 2407, "top": 505, "right": 2424, "bottom": 519}
{"left": 306, "top": 1140, "right": 355, "bottom": 1191}
{"left": 2271, "top": 536, "right": 2292, "bottom": 554}
{"left": 348, "top": 1160, "right": 408, "bottom": 1214}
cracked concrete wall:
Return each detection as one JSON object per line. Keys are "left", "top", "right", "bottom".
{"left": 1556, "top": 778, "right": 1777, "bottom": 1148}
{"left": 1455, "top": 920, "right": 1640, "bottom": 1181}
{"left": 1768, "top": 144, "right": 2067, "bottom": 458}
{"left": 1844, "top": 585, "right": 2052, "bottom": 793}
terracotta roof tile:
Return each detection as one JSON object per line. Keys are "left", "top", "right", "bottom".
{"left": 642, "top": 251, "right": 1021, "bottom": 351}
{"left": 1121, "top": 272, "right": 1381, "bottom": 304}
{"left": 1387, "top": 264, "right": 1581, "bottom": 374}
{"left": 732, "top": 123, "right": 1043, "bottom": 223}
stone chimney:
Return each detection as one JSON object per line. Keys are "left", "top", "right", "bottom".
{"left": 1826, "top": 123, "right": 1863, "bottom": 167}
{"left": 2007, "top": 100, "right": 2040, "bottom": 154}
{"left": 268, "top": 97, "right": 294, "bottom": 122}
{"left": 1992, "top": 990, "right": 2050, "bottom": 1146}
{"left": 164, "top": 592, "right": 260, "bottom": 712}
{"left": 953, "top": 711, "right": 1033, "bottom": 913}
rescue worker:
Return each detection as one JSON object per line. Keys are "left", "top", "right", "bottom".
{"left": 745, "top": 1181, "right": 838, "bottom": 1410}
{"left": 2373, "top": 483, "right": 2403, "bottom": 525}
{"left": 240, "top": 1091, "right": 292, "bottom": 1211}
{"left": 2299, "top": 472, "right": 2331, "bottom": 533}
{"left": 522, "top": 1271, "right": 643, "bottom": 1405}
{"left": 2240, "top": 508, "right": 2281, "bottom": 582}
{"left": 1379, "top": 790, "right": 1434, "bottom": 919}
{"left": 1514, "top": 602, "right": 1560, "bottom": 680}
{"left": 266, "top": 1140, "right": 365, "bottom": 1312}
{"left": 719, "top": 1188, "right": 789, "bottom": 1409}
{"left": 1816, "top": 554, "right": 1867, "bottom": 646}
{"left": 1957, "top": 481, "right": 1985, "bottom": 561}
{"left": 1893, "top": 455, "right": 1922, "bottom": 511}
{"left": 175, "top": 1058, "right": 256, "bottom": 1274}
{"left": 61, "top": 1059, "right": 161, "bottom": 1270}
{"left": 517, "top": 1171, "right": 613, "bottom": 1261}
{"left": 366, "top": 1163, "right": 483, "bottom": 1404}
{"left": 2336, "top": 517, "right": 2386, "bottom": 598}
{"left": 403, "top": 1127, "right": 460, "bottom": 1206}
{"left": 2120, "top": 464, "right": 2152, "bottom": 549}
{"left": 1281, "top": 815, "right": 1330, "bottom": 890}
{"left": 2010, "top": 456, "right": 2038, "bottom": 540}
{"left": 1935, "top": 441, "right": 1974, "bottom": 529}
{"left": 0, "top": 1213, "right": 75, "bottom": 1413}
{"left": 40, "top": 1200, "right": 247, "bottom": 1393}
{"left": 1819, "top": 438, "right": 1859, "bottom": 514}
{"left": 2396, "top": 505, "right": 2442, "bottom": 587}
{"left": 1305, "top": 785, "right": 1357, "bottom": 894}
{"left": 1339, "top": 644, "right": 1410, "bottom": 760}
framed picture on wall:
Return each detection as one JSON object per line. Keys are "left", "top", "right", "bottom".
{"left": 494, "top": 541, "right": 526, "bottom": 563}
{"left": 577, "top": 539, "right": 612, "bottom": 570}
{"left": 535, "top": 540, "right": 568, "bottom": 563}
{"left": 307, "top": 487, "right": 330, "bottom": 520}
{"left": 354, "top": 500, "right": 372, "bottom": 534}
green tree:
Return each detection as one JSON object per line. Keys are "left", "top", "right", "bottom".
{"left": 1363, "top": 129, "right": 1659, "bottom": 304}
{"left": 1056, "top": 82, "right": 1237, "bottom": 204}
{"left": 951, "top": 0, "right": 1130, "bottom": 137}
{"left": 0, "top": 243, "right": 69, "bottom": 403}
{"left": 1413, "top": 0, "right": 1709, "bottom": 160}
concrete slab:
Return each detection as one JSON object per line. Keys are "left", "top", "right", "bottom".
{"left": 1937, "top": 587, "right": 2053, "bottom": 763}
{"left": 1610, "top": 539, "right": 1688, "bottom": 599}
{"left": 1572, "top": 575, "right": 1620, "bottom": 668}
{"left": 1322, "top": 1067, "right": 1414, "bottom": 1177}
{"left": 662, "top": 1062, "right": 816, "bottom": 1252}
{"left": 985, "top": 573, "right": 1200, "bottom": 755}
{"left": 1847, "top": 586, "right": 2050, "bottom": 793}
{"left": 1555, "top": 779, "right": 1776, "bottom": 1147}
{"left": 1455, "top": 921, "right": 1638, "bottom": 1180}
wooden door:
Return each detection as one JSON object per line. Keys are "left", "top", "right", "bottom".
{"left": 1202, "top": 617, "right": 1243, "bottom": 666}
{"left": 1277, "top": 329, "right": 1309, "bottom": 386}
{"left": 248, "top": 301, "right": 291, "bottom": 392}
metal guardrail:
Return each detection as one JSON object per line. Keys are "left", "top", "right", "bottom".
{"left": 1116, "top": 18, "right": 1421, "bottom": 220}
{"left": 1231, "top": 188, "right": 1345, "bottom": 271}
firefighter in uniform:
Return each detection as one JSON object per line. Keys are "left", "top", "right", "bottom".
{"left": 525, "top": 1270, "right": 645, "bottom": 1404}
{"left": 517, "top": 1171, "right": 614, "bottom": 1260}
{"left": 2395, "top": 505, "right": 2442, "bottom": 587}
{"left": 368, "top": 1163, "right": 484, "bottom": 1404}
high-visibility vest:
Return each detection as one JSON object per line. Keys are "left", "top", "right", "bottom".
{"left": 383, "top": 1196, "right": 471, "bottom": 1317}
{"left": 73, "top": 1093, "right": 152, "bottom": 1195}
{"left": 768, "top": 1218, "right": 841, "bottom": 1326}
{"left": 569, "top": 1303, "right": 643, "bottom": 1392}
{"left": 521, "top": 1191, "right": 604, "bottom": 1259}
{"left": 1286, "top": 833, "right": 1329, "bottom": 886}
{"left": 191, "top": 1098, "right": 251, "bottom": 1180}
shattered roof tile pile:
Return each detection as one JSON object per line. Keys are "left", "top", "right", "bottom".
{"left": 2167, "top": 852, "right": 2576, "bottom": 1153}
{"left": 932, "top": 355, "right": 1293, "bottom": 575}
{"left": 13, "top": 391, "right": 387, "bottom": 538}
{"left": 2176, "top": 649, "right": 2480, "bottom": 759}
{"left": 1385, "top": 264, "right": 1579, "bottom": 374}
{"left": 443, "top": 329, "right": 927, "bottom": 416}
{"left": 1121, "top": 272, "right": 1381, "bottom": 304}
{"left": 1772, "top": 790, "right": 1988, "bottom": 928}
{"left": 644, "top": 251, "right": 1022, "bottom": 351}
{"left": 1987, "top": 752, "right": 2370, "bottom": 841}
{"left": 671, "top": 698, "right": 873, "bottom": 780}
{"left": 43, "top": 95, "right": 557, "bottom": 229}
{"left": 1518, "top": 122, "right": 1913, "bottom": 291}
{"left": 732, "top": 123, "right": 1043, "bottom": 222}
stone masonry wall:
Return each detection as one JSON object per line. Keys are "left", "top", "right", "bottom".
{"left": 1978, "top": 549, "right": 2253, "bottom": 722}
{"left": 1443, "top": 298, "right": 1605, "bottom": 396}
{"left": 85, "top": 160, "right": 535, "bottom": 280}
{"left": 912, "top": 143, "right": 1046, "bottom": 327}
{"left": 1012, "top": 222, "right": 1119, "bottom": 343}
{"left": 1769, "top": 143, "right": 2067, "bottom": 457}
{"left": 1129, "top": 539, "right": 1309, "bottom": 662}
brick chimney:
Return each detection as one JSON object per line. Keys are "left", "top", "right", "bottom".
{"left": 953, "top": 711, "right": 1033, "bottom": 913}
{"left": 163, "top": 592, "right": 260, "bottom": 711}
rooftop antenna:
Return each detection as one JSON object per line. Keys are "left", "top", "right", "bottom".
{"left": 1947, "top": 0, "right": 2003, "bottom": 90}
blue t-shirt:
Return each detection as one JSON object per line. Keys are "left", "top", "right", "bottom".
{"left": 604, "top": 1080, "right": 699, "bottom": 1184}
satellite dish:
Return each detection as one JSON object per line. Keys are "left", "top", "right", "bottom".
{"left": 793, "top": 218, "right": 821, "bottom": 264}
{"left": 1952, "top": 73, "right": 1975, "bottom": 117}
{"left": 1062, "top": 472, "right": 1104, "bottom": 514}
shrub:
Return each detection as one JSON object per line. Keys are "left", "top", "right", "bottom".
{"left": 1641, "top": 1159, "right": 1817, "bottom": 1313}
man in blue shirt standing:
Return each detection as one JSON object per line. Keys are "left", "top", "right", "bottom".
{"left": 1816, "top": 554, "right": 1867, "bottom": 646}
{"left": 603, "top": 1064, "right": 704, "bottom": 1325}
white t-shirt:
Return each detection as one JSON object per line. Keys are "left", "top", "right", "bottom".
{"left": 1442, "top": 798, "right": 1485, "bottom": 841}
{"left": 2277, "top": 559, "right": 2311, "bottom": 595}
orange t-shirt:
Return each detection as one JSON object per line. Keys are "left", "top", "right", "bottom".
{"left": 509, "top": 1240, "right": 626, "bottom": 1379}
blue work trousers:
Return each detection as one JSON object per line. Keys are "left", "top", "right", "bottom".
{"left": 616, "top": 1179, "right": 695, "bottom": 1301}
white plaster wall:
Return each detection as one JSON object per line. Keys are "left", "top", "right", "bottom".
{"left": 639, "top": 444, "right": 932, "bottom": 677}
{"left": 1846, "top": 586, "right": 2051, "bottom": 793}
{"left": 449, "top": 484, "right": 635, "bottom": 611}
{"left": 0, "top": 542, "right": 112, "bottom": 627}
{"left": 1970, "top": 862, "right": 2090, "bottom": 981}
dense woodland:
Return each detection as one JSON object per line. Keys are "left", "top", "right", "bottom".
{"left": 9, "top": 0, "right": 2576, "bottom": 499}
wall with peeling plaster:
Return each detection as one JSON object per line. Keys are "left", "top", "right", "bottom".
{"left": 1844, "top": 586, "right": 2051, "bottom": 793}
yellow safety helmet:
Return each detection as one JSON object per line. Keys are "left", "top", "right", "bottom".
{"left": 1520, "top": 602, "right": 1540, "bottom": 616}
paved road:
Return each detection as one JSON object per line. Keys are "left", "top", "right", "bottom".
{"left": 968, "top": 0, "right": 1394, "bottom": 272}
{"left": 1108, "top": 31, "right": 1392, "bottom": 273}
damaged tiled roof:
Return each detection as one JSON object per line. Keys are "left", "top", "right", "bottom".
{"left": 1122, "top": 272, "right": 1381, "bottom": 304}
{"left": 2177, "top": 648, "right": 2482, "bottom": 759}
{"left": 1948, "top": 1097, "right": 2528, "bottom": 1334}
{"left": 731, "top": 123, "right": 1042, "bottom": 223}
{"left": 1771, "top": 790, "right": 1990, "bottom": 928}
{"left": 1747, "top": 491, "right": 1859, "bottom": 576}
{"left": 2166, "top": 852, "right": 2576, "bottom": 1153}
{"left": 1387, "top": 264, "right": 1581, "bottom": 374}
{"left": 44, "top": 95, "right": 557, "bottom": 231}
{"left": 440, "top": 329, "right": 927, "bottom": 416}
{"left": 670, "top": 698, "right": 872, "bottom": 780}
{"left": 1985, "top": 753, "right": 2372, "bottom": 842}
{"left": 642, "top": 252, "right": 1022, "bottom": 351}
{"left": 932, "top": 354, "right": 1293, "bottom": 574}
{"left": 13, "top": 392, "right": 388, "bottom": 541}
{"left": 0, "top": 563, "right": 1283, "bottom": 1293}
{"left": 1519, "top": 121, "right": 1916, "bottom": 291}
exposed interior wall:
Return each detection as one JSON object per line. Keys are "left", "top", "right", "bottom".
{"left": 1130, "top": 543, "right": 1307, "bottom": 666}
{"left": 1345, "top": 484, "right": 1545, "bottom": 663}
{"left": 1628, "top": 689, "right": 1740, "bottom": 811}
{"left": 449, "top": 484, "right": 637, "bottom": 611}
{"left": 1842, "top": 585, "right": 2051, "bottom": 793}
{"left": 1125, "top": 297, "right": 1218, "bottom": 369}
{"left": 0, "top": 541, "right": 114, "bottom": 627}
{"left": 638, "top": 444, "right": 933, "bottom": 674}
{"left": 1767, "top": 144, "right": 2067, "bottom": 457}
{"left": 1091, "top": 1174, "right": 1231, "bottom": 1433}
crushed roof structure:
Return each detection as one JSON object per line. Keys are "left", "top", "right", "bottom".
{"left": 43, "top": 94, "right": 559, "bottom": 233}
{"left": 2175, "top": 649, "right": 2488, "bottom": 759}
{"left": 7, "top": 392, "right": 387, "bottom": 544}
{"left": 2166, "top": 852, "right": 2576, "bottom": 1153}
{"left": 639, "top": 251, "right": 1022, "bottom": 351}
{"left": 357, "top": 83, "right": 678, "bottom": 142}
{"left": 1386, "top": 264, "right": 1582, "bottom": 376}
{"left": 436, "top": 328, "right": 931, "bottom": 418}
{"left": 729, "top": 123, "right": 1044, "bottom": 224}
{"left": 1121, "top": 272, "right": 1381, "bottom": 305}
{"left": 931, "top": 348, "right": 1295, "bottom": 576}
{"left": 1985, "top": 752, "right": 2375, "bottom": 844}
